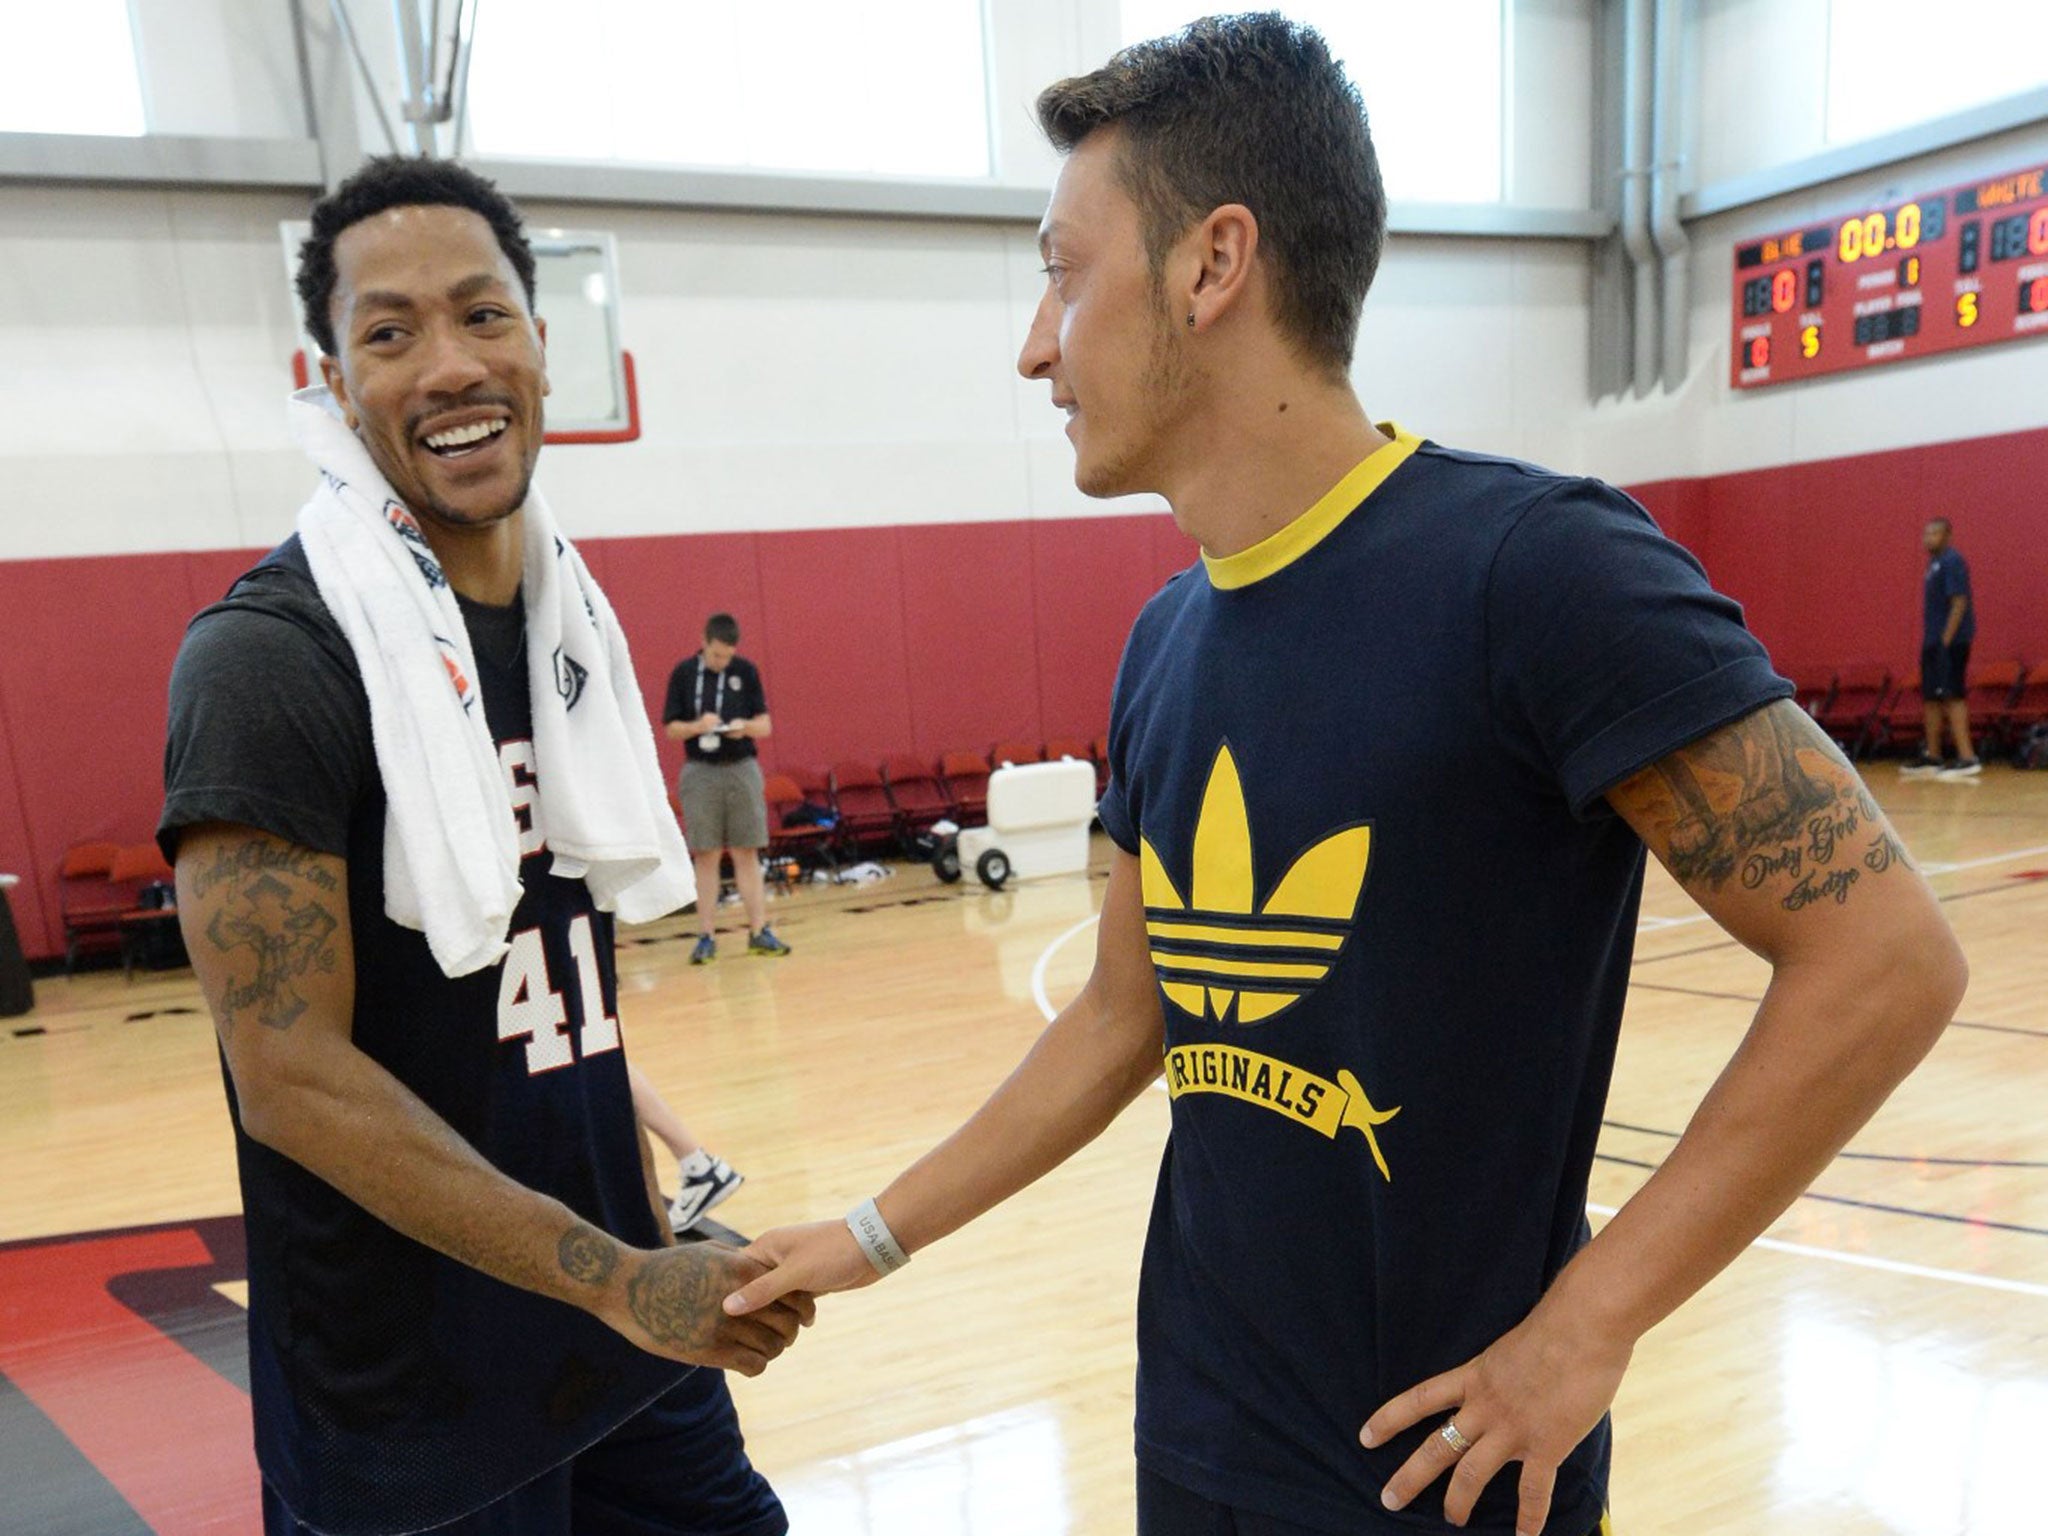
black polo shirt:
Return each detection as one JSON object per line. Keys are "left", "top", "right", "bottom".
{"left": 662, "top": 655, "right": 766, "bottom": 763}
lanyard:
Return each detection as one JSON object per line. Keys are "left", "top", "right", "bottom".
{"left": 695, "top": 658, "right": 726, "bottom": 721}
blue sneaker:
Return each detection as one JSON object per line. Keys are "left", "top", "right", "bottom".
{"left": 747, "top": 927, "right": 792, "bottom": 958}
{"left": 690, "top": 933, "right": 717, "bottom": 965}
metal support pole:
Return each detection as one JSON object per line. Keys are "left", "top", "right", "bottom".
{"left": 327, "top": 0, "right": 401, "bottom": 156}
{"left": 390, "top": 0, "right": 433, "bottom": 152}
{"left": 1649, "top": 0, "right": 1691, "bottom": 390}
{"left": 1620, "top": 0, "right": 1658, "bottom": 397}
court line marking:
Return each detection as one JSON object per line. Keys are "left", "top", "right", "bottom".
{"left": 1030, "top": 914, "right": 1103, "bottom": 1025}
{"left": 1586, "top": 1202, "right": 2048, "bottom": 1298}
{"left": 1905, "top": 839, "right": 2048, "bottom": 877}
{"left": 1031, "top": 914, "right": 2048, "bottom": 1294}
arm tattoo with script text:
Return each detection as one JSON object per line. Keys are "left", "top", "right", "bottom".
{"left": 1628, "top": 701, "right": 1913, "bottom": 914}
{"left": 199, "top": 841, "right": 342, "bottom": 1034}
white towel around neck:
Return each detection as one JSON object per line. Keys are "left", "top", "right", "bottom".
{"left": 288, "top": 386, "right": 693, "bottom": 977}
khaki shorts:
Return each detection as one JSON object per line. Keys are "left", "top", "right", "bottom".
{"left": 678, "top": 757, "right": 769, "bottom": 852}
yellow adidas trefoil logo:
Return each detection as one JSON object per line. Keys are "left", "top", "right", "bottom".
{"left": 1139, "top": 743, "right": 1370, "bottom": 1025}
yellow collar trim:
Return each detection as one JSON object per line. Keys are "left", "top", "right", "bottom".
{"left": 1201, "top": 425, "right": 1421, "bottom": 591}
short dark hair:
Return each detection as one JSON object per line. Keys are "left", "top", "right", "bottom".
{"left": 704, "top": 613, "right": 740, "bottom": 645}
{"left": 295, "top": 155, "right": 538, "bottom": 357}
{"left": 1926, "top": 517, "right": 1952, "bottom": 533}
{"left": 1035, "top": 12, "right": 1385, "bottom": 375}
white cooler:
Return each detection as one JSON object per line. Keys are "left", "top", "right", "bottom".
{"left": 956, "top": 758, "right": 1098, "bottom": 886}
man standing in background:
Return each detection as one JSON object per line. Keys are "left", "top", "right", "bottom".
{"left": 1904, "top": 517, "right": 1980, "bottom": 778}
{"left": 664, "top": 613, "right": 792, "bottom": 961}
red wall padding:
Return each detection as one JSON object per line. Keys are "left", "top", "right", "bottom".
{"left": 1670, "top": 426, "right": 2048, "bottom": 684}
{"left": 752, "top": 527, "right": 919, "bottom": 775}
{"left": 896, "top": 521, "right": 1044, "bottom": 757}
{"left": 588, "top": 531, "right": 770, "bottom": 797}
{"left": 3, "top": 423, "right": 2041, "bottom": 963}
{"left": 1631, "top": 431, "right": 2046, "bottom": 684}
{"left": 0, "top": 553, "right": 266, "bottom": 962}
{"left": 0, "top": 515, "right": 1190, "bottom": 961}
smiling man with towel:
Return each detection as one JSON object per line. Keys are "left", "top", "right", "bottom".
{"left": 160, "top": 158, "right": 802, "bottom": 1536}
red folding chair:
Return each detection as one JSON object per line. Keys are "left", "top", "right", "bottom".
{"left": 1873, "top": 677, "right": 1925, "bottom": 758}
{"left": 991, "top": 740, "right": 1043, "bottom": 769}
{"left": 1813, "top": 663, "right": 1892, "bottom": 758}
{"left": 1962, "top": 660, "right": 2025, "bottom": 755}
{"left": 829, "top": 760, "right": 899, "bottom": 855}
{"left": 2001, "top": 665, "right": 2048, "bottom": 753}
{"left": 1790, "top": 671, "right": 1836, "bottom": 718}
{"left": 763, "top": 772, "right": 836, "bottom": 883}
{"left": 59, "top": 840, "right": 128, "bottom": 972}
{"left": 940, "top": 750, "right": 991, "bottom": 826}
{"left": 881, "top": 755, "right": 952, "bottom": 839}
{"left": 108, "top": 843, "right": 180, "bottom": 980}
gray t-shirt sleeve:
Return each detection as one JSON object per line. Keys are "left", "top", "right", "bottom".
{"left": 159, "top": 574, "right": 373, "bottom": 863}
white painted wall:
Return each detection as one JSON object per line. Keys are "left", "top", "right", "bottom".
{"left": 129, "top": 0, "right": 305, "bottom": 140}
{"left": 22, "top": 1, "right": 2040, "bottom": 560}
{"left": 1686, "top": 0, "right": 1834, "bottom": 191}
{"left": 0, "top": 185, "right": 1591, "bottom": 560}
{"left": 0, "top": 0, "right": 1599, "bottom": 562}
{"left": 1510, "top": 0, "right": 1596, "bottom": 208}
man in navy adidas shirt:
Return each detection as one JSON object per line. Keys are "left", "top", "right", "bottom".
{"left": 725, "top": 16, "right": 1965, "bottom": 1536}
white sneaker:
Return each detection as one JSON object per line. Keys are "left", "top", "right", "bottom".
{"left": 1936, "top": 759, "right": 1983, "bottom": 780}
{"left": 669, "top": 1150, "right": 744, "bottom": 1232}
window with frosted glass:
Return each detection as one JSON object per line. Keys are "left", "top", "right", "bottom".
{"left": 1826, "top": 0, "right": 2048, "bottom": 146}
{"left": 1116, "top": 2, "right": 1505, "bottom": 203}
{"left": 0, "top": 1, "right": 144, "bottom": 136}
{"left": 464, "top": 0, "right": 991, "bottom": 177}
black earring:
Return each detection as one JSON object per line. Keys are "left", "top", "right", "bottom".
{"left": 1186, "top": 311, "right": 1196, "bottom": 328}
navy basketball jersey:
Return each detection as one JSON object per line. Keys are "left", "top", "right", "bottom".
{"left": 164, "top": 540, "right": 684, "bottom": 1535}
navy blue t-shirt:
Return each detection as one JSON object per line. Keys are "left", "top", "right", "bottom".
{"left": 1098, "top": 430, "right": 1789, "bottom": 1535}
{"left": 161, "top": 539, "right": 684, "bottom": 1535}
{"left": 1923, "top": 548, "right": 1974, "bottom": 644}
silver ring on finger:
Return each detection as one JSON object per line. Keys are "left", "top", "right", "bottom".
{"left": 1437, "top": 1419, "right": 1474, "bottom": 1456}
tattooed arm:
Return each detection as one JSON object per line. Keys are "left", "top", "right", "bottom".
{"left": 175, "top": 821, "right": 805, "bottom": 1372}
{"left": 1369, "top": 700, "right": 1964, "bottom": 1531}
{"left": 1572, "top": 700, "right": 1964, "bottom": 1301}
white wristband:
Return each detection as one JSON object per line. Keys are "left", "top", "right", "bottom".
{"left": 846, "top": 1197, "right": 911, "bottom": 1277}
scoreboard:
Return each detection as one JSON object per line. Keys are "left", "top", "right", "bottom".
{"left": 1729, "top": 159, "right": 2048, "bottom": 388}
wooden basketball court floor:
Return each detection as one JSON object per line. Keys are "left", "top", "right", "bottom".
{"left": 3, "top": 767, "right": 2045, "bottom": 1535}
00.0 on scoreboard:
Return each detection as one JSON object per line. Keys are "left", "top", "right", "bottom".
{"left": 1730, "top": 160, "right": 2048, "bottom": 388}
